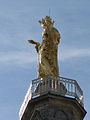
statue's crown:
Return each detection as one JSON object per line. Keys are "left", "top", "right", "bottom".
{"left": 39, "top": 16, "right": 55, "bottom": 26}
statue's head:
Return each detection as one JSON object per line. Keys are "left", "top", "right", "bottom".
{"left": 39, "top": 16, "right": 55, "bottom": 30}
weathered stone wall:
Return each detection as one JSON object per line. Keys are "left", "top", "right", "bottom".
{"left": 21, "top": 93, "right": 86, "bottom": 120}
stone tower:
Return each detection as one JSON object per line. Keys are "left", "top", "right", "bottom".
{"left": 19, "top": 16, "right": 86, "bottom": 120}
{"left": 19, "top": 75, "right": 86, "bottom": 120}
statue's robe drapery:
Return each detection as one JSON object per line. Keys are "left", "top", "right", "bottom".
{"left": 37, "top": 27, "right": 60, "bottom": 78}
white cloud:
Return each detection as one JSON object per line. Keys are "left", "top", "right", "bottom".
{"left": 0, "top": 51, "right": 37, "bottom": 66}
{"left": 59, "top": 47, "right": 90, "bottom": 61}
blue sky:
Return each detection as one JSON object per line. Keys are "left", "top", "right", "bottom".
{"left": 0, "top": 0, "right": 90, "bottom": 119}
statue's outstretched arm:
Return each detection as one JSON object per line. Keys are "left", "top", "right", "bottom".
{"left": 28, "top": 40, "right": 40, "bottom": 52}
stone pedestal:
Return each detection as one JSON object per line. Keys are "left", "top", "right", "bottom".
{"left": 21, "top": 93, "right": 86, "bottom": 120}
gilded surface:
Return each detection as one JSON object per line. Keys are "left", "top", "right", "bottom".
{"left": 28, "top": 16, "right": 60, "bottom": 78}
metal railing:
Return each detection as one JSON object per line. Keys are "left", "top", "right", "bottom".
{"left": 19, "top": 75, "right": 84, "bottom": 120}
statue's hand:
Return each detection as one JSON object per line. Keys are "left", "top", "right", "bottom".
{"left": 28, "top": 40, "right": 40, "bottom": 53}
{"left": 28, "top": 40, "right": 37, "bottom": 44}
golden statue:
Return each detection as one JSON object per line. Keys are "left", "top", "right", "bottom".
{"left": 28, "top": 16, "right": 60, "bottom": 78}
